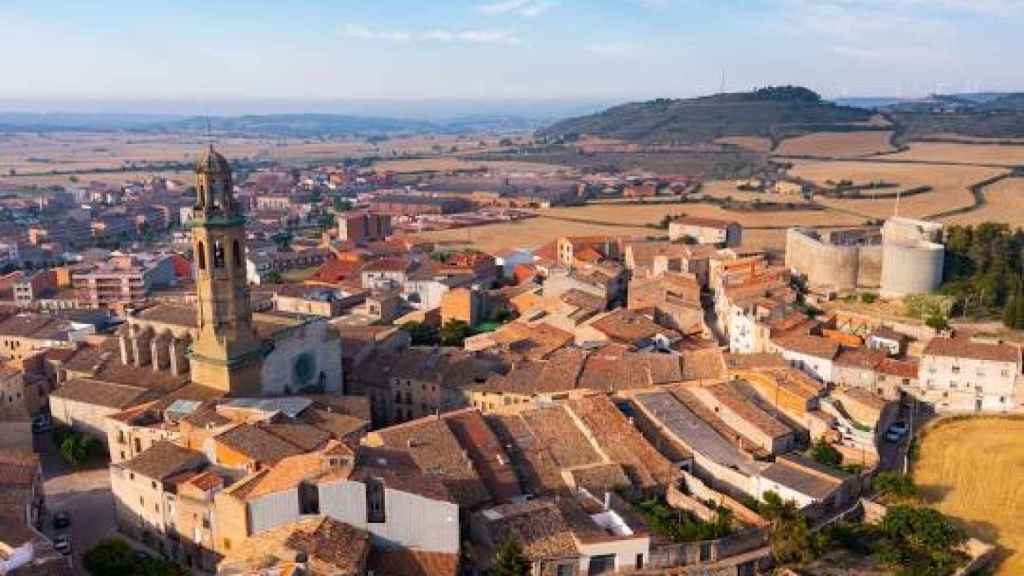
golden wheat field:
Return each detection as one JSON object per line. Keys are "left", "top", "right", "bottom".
{"left": 774, "top": 131, "right": 895, "bottom": 158}
{"left": 789, "top": 160, "right": 1007, "bottom": 220}
{"left": 714, "top": 136, "right": 773, "bottom": 153}
{"left": 936, "top": 177, "right": 1024, "bottom": 226}
{"left": 914, "top": 417, "right": 1024, "bottom": 576}
{"left": 887, "top": 142, "right": 1024, "bottom": 166}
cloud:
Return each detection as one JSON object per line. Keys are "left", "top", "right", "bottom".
{"left": 476, "top": 0, "right": 558, "bottom": 17}
{"left": 342, "top": 24, "right": 521, "bottom": 45}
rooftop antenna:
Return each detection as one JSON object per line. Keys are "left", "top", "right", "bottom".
{"left": 720, "top": 69, "right": 726, "bottom": 94}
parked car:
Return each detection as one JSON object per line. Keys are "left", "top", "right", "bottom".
{"left": 54, "top": 534, "right": 72, "bottom": 556}
{"left": 52, "top": 510, "right": 70, "bottom": 530}
{"left": 889, "top": 421, "right": 909, "bottom": 436}
{"left": 31, "top": 415, "right": 51, "bottom": 434}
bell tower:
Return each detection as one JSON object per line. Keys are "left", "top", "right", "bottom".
{"left": 189, "top": 146, "right": 264, "bottom": 396}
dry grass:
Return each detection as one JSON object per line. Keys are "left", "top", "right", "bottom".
{"left": 371, "top": 157, "right": 484, "bottom": 173}
{"left": 936, "top": 177, "right": 1024, "bottom": 226}
{"left": 698, "top": 180, "right": 814, "bottom": 205}
{"left": 789, "top": 160, "right": 1007, "bottom": 220}
{"left": 914, "top": 417, "right": 1024, "bottom": 576}
{"left": 774, "top": 131, "right": 895, "bottom": 158}
{"left": 412, "top": 197, "right": 862, "bottom": 255}
{"left": 888, "top": 142, "right": 1024, "bottom": 166}
{"left": 714, "top": 136, "right": 773, "bottom": 153}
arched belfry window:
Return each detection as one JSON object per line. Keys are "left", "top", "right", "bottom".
{"left": 213, "top": 241, "right": 226, "bottom": 268}
{"left": 233, "top": 240, "right": 243, "bottom": 269}
{"left": 197, "top": 242, "right": 206, "bottom": 270}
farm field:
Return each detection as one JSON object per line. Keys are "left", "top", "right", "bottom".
{"left": 936, "top": 177, "right": 1024, "bottom": 226}
{"left": 714, "top": 136, "right": 773, "bottom": 153}
{"left": 698, "top": 180, "right": 814, "bottom": 205}
{"left": 774, "top": 131, "right": 895, "bottom": 157}
{"left": 372, "top": 157, "right": 571, "bottom": 175}
{"left": 789, "top": 160, "right": 1007, "bottom": 220}
{"left": 914, "top": 417, "right": 1024, "bottom": 576}
{"left": 412, "top": 196, "right": 864, "bottom": 255}
{"left": 886, "top": 141, "right": 1024, "bottom": 166}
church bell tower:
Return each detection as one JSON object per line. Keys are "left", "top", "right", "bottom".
{"left": 189, "top": 146, "right": 264, "bottom": 396}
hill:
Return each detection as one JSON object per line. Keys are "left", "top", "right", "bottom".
{"left": 539, "top": 86, "right": 875, "bottom": 145}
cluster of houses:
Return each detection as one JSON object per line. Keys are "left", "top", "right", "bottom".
{"left": 0, "top": 148, "right": 1017, "bottom": 576}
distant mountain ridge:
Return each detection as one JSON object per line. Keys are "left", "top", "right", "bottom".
{"left": 539, "top": 86, "right": 875, "bottom": 145}
{"left": 0, "top": 111, "right": 547, "bottom": 136}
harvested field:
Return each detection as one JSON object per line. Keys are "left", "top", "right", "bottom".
{"left": 714, "top": 136, "right": 773, "bottom": 153}
{"left": 412, "top": 194, "right": 863, "bottom": 255}
{"left": 372, "top": 157, "right": 484, "bottom": 173}
{"left": 936, "top": 177, "right": 1024, "bottom": 226}
{"left": 887, "top": 142, "right": 1024, "bottom": 166}
{"left": 774, "top": 131, "right": 895, "bottom": 158}
{"left": 914, "top": 417, "right": 1024, "bottom": 576}
{"left": 698, "top": 180, "right": 814, "bottom": 205}
{"left": 789, "top": 160, "right": 1006, "bottom": 220}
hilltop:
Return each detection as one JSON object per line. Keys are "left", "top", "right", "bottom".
{"left": 538, "top": 86, "right": 876, "bottom": 145}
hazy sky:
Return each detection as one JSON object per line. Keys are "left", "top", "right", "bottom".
{"left": 3, "top": 0, "right": 1023, "bottom": 109}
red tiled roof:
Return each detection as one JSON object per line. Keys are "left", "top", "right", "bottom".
{"left": 923, "top": 337, "right": 1020, "bottom": 364}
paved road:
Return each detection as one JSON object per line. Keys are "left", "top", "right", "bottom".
{"left": 36, "top": 433, "right": 117, "bottom": 575}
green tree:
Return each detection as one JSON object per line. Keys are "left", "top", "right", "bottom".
{"left": 84, "top": 538, "right": 191, "bottom": 576}
{"left": 872, "top": 471, "right": 917, "bottom": 502}
{"left": 877, "top": 506, "right": 967, "bottom": 576}
{"left": 810, "top": 438, "right": 843, "bottom": 468}
{"left": 925, "top": 312, "right": 949, "bottom": 332}
{"left": 439, "top": 320, "right": 472, "bottom": 347}
{"left": 59, "top": 432, "right": 98, "bottom": 467}
{"left": 491, "top": 538, "right": 530, "bottom": 576}
{"left": 760, "top": 491, "right": 813, "bottom": 566}
{"left": 401, "top": 321, "right": 439, "bottom": 346}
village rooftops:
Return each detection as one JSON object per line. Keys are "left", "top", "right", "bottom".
{"left": 0, "top": 449, "right": 40, "bottom": 487}
{"left": 50, "top": 378, "right": 162, "bottom": 410}
{"left": 119, "top": 441, "right": 204, "bottom": 482}
{"left": 725, "top": 352, "right": 789, "bottom": 371}
{"left": 0, "top": 313, "right": 73, "bottom": 340}
{"left": 923, "top": 336, "right": 1021, "bottom": 364}
{"left": 877, "top": 357, "right": 919, "bottom": 379}
{"left": 707, "top": 381, "right": 792, "bottom": 440}
{"left": 759, "top": 453, "right": 849, "bottom": 501}
{"left": 772, "top": 333, "right": 840, "bottom": 360}
{"left": 219, "top": 516, "right": 370, "bottom": 576}
{"left": 631, "top": 389, "right": 760, "bottom": 476}
{"left": 834, "top": 347, "right": 888, "bottom": 370}
{"left": 588, "top": 308, "right": 682, "bottom": 344}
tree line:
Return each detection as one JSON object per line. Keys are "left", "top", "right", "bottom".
{"left": 940, "top": 222, "right": 1024, "bottom": 329}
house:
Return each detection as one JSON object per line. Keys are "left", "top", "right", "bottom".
{"left": 576, "top": 308, "right": 682, "bottom": 349}
{"left": 688, "top": 381, "right": 795, "bottom": 455}
{"left": 470, "top": 493, "right": 651, "bottom": 575}
{"left": 217, "top": 516, "right": 370, "bottom": 576}
{"left": 0, "top": 449, "right": 44, "bottom": 528}
{"left": 338, "top": 212, "right": 392, "bottom": 244}
{"left": 831, "top": 347, "right": 888, "bottom": 392}
{"left": 544, "top": 264, "right": 626, "bottom": 308}
{"left": 627, "top": 273, "right": 704, "bottom": 336}
{"left": 493, "top": 248, "right": 534, "bottom": 280}
{"left": 668, "top": 218, "right": 742, "bottom": 247}
{"left": 866, "top": 326, "right": 909, "bottom": 357}
{"left": 753, "top": 454, "right": 856, "bottom": 511}
{"left": 768, "top": 333, "right": 840, "bottom": 383}
{"left": 918, "top": 336, "right": 1022, "bottom": 412}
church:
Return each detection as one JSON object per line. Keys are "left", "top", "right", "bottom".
{"left": 118, "top": 146, "right": 343, "bottom": 397}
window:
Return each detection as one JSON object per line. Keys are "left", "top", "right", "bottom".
{"left": 952, "top": 365, "right": 960, "bottom": 374}
{"left": 556, "top": 564, "right": 574, "bottom": 576}
{"left": 213, "top": 241, "right": 226, "bottom": 268}
{"left": 366, "top": 478, "right": 386, "bottom": 523}
{"left": 197, "top": 242, "right": 206, "bottom": 270}
{"left": 233, "top": 240, "right": 243, "bottom": 269}
{"left": 635, "top": 554, "right": 644, "bottom": 570}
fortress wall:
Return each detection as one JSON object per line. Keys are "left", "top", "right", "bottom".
{"left": 857, "top": 245, "right": 883, "bottom": 288}
{"left": 881, "top": 242, "right": 944, "bottom": 297}
{"left": 785, "top": 228, "right": 860, "bottom": 292}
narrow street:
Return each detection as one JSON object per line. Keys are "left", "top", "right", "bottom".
{"left": 36, "top": 433, "right": 118, "bottom": 575}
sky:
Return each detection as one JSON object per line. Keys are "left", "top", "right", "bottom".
{"left": 2, "top": 0, "right": 1024, "bottom": 114}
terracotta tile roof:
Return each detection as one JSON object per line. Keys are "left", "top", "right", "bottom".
{"left": 50, "top": 378, "right": 159, "bottom": 410}
{"left": 878, "top": 357, "right": 919, "bottom": 379}
{"left": 772, "top": 333, "right": 840, "bottom": 360}
{"left": 134, "top": 303, "right": 197, "bottom": 328}
{"left": 232, "top": 450, "right": 337, "bottom": 500}
{"left": 367, "top": 549, "right": 459, "bottom": 576}
{"left": 589, "top": 308, "right": 681, "bottom": 344}
{"left": 121, "top": 441, "right": 204, "bottom": 481}
{"left": 221, "top": 516, "right": 370, "bottom": 576}
{"left": 444, "top": 410, "right": 522, "bottom": 504}
{"left": 347, "top": 447, "right": 450, "bottom": 503}
{"left": 672, "top": 216, "right": 736, "bottom": 229}
{"left": 681, "top": 347, "right": 726, "bottom": 380}
{"left": 567, "top": 395, "right": 675, "bottom": 489}
{"left": 835, "top": 347, "right": 887, "bottom": 370}
{"left": 371, "top": 413, "right": 492, "bottom": 508}
{"left": 299, "top": 408, "right": 368, "bottom": 439}
{"left": 215, "top": 423, "right": 306, "bottom": 466}
{"left": 485, "top": 413, "right": 569, "bottom": 496}
{"left": 474, "top": 499, "right": 578, "bottom": 561}
{"left": 868, "top": 325, "right": 908, "bottom": 342}
{"left": 521, "top": 406, "right": 602, "bottom": 469}
{"left": 262, "top": 422, "right": 332, "bottom": 452}
{"left": 923, "top": 337, "right": 1020, "bottom": 364}
{"left": 309, "top": 257, "right": 363, "bottom": 285}
{"left": 184, "top": 471, "right": 223, "bottom": 492}
{"left": 707, "top": 382, "right": 792, "bottom": 439}
{"left": 725, "top": 352, "right": 789, "bottom": 371}
{"left": 566, "top": 463, "right": 631, "bottom": 493}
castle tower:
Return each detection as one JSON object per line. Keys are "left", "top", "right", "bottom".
{"left": 189, "top": 146, "right": 264, "bottom": 395}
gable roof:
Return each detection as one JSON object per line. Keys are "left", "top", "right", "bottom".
{"left": 121, "top": 441, "right": 204, "bottom": 481}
